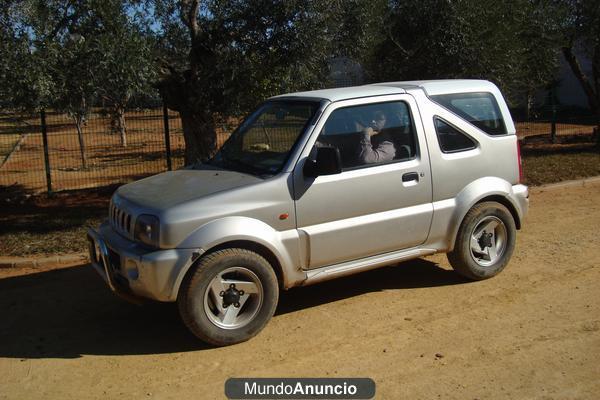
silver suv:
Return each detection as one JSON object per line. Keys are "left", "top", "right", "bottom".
{"left": 88, "top": 80, "right": 529, "bottom": 346}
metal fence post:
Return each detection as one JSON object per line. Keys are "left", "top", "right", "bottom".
{"left": 162, "top": 102, "right": 173, "bottom": 171}
{"left": 550, "top": 105, "right": 557, "bottom": 144}
{"left": 40, "top": 109, "right": 53, "bottom": 195}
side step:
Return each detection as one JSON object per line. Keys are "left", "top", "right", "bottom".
{"left": 302, "top": 247, "right": 437, "bottom": 286}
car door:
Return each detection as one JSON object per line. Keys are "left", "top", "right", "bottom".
{"left": 293, "top": 94, "right": 434, "bottom": 269}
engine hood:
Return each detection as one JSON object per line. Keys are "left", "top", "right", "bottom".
{"left": 115, "top": 168, "right": 263, "bottom": 211}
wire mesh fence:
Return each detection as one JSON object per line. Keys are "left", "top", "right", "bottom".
{"left": 513, "top": 106, "right": 598, "bottom": 141}
{"left": 0, "top": 106, "right": 190, "bottom": 195}
{"left": 0, "top": 102, "right": 597, "bottom": 197}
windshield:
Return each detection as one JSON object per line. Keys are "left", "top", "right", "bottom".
{"left": 207, "top": 100, "right": 320, "bottom": 176}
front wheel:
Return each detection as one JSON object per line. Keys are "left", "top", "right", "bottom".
{"left": 177, "top": 248, "right": 279, "bottom": 346}
{"left": 448, "top": 202, "right": 517, "bottom": 280}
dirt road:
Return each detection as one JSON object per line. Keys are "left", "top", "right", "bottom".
{"left": 1, "top": 182, "right": 599, "bottom": 400}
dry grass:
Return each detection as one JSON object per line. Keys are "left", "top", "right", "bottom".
{"left": 0, "top": 109, "right": 233, "bottom": 193}
{"left": 0, "top": 190, "right": 110, "bottom": 256}
{"left": 522, "top": 148, "right": 600, "bottom": 186}
{"left": 0, "top": 114, "right": 27, "bottom": 160}
{"left": 515, "top": 121, "right": 595, "bottom": 139}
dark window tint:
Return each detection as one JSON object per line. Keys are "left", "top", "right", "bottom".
{"left": 434, "top": 117, "right": 477, "bottom": 153}
{"left": 432, "top": 92, "right": 507, "bottom": 136}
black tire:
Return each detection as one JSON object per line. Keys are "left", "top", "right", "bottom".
{"left": 177, "top": 248, "right": 279, "bottom": 346}
{"left": 448, "top": 201, "right": 517, "bottom": 280}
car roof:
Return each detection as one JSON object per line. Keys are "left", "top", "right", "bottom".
{"left": 271, "top": 79, "right": 499, "bottom": 102}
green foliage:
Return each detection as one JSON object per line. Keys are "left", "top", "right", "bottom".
{"left": 0, "top": 0, "right": 157, "bottom": 113}
{"left": 153, "top": 0, "right": 383, "bottom": 160}
{"left": 154, "top": 0, "right": 382, "bottom": 111}
{"left": 368, "top": 0, "right": 563, "bottom": 106}
{"left": 0, "top": 0, "right": 58, "bottom": 110}
{"left": 92, "top": 1, "right": 157, "bottom": 109}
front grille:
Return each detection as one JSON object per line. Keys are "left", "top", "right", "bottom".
{"left": 109, "top": 201, "right": 134, "bottom": 237}
{"left": 107, "top": 247, "right": 122, "bottom": 272}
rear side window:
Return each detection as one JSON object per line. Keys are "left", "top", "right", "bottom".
{"left": 434, "top": 117, "right": 477, "bottom": 153}
{"left": 431, "top": 92, "right": 507, "bottom": 136}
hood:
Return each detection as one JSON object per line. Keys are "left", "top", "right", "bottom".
{"left": 116, "top": 169, "right": 263, "bottom": 210}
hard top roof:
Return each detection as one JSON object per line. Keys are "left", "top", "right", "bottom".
{"left": 271, "top": 79, "right": 499, "bottom": 102}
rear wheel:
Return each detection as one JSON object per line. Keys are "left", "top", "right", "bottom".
{"left": 448, "top": 202, "right": 516, "bottom": 280}
{"left": 178, "top": 248, "right": 279, "bottom": 346}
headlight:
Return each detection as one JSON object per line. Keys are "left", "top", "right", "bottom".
{"left": 134, "top": 214, "right": 160, "bottom": 247}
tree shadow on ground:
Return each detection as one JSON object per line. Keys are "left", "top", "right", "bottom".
{"left": 0, "top": 184, "right": 117, "bottom": 236}
{"left": 0, "top": 258, "right": 467, "bottom": 359}
{"left": 94, "top": 149, "right": 168, "bottom": 163}
{"left": 0, "top": 184, "right": 34, "bottom": 205}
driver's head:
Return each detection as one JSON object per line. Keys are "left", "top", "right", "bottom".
{"left": 372, "top": 110, "right": 387, "bottom": 131}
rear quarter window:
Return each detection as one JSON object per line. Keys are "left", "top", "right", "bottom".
{"left": 431, "top": 92, "right": 507, "bottom": 136}
{"left": 434, "top": 117, "right": 477, "bottom": 153}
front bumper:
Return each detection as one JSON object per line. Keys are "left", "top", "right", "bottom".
{"left": 87, "top": 222, "right": 197, "bottom": 302}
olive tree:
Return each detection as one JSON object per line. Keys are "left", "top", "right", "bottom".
{"left": 1, "top": 0, "right": 157, "bottom": 164}
{"left": 92, "top": 1, "right": 156, "bottom": 147}
{"left": 0, "top": 0, "right": 62, "bottom": 111}
{"left": 559, "top": 0, "right": 600, "bottom": 141}
{"left": 152, "top": 0, "right": 382, "bottom": 164}
{"left": 368, "top": 0, "right": 562, "bottom": 108}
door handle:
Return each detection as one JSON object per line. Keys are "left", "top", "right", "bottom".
{"left": 402, "top": 172, "right": 419, "bottom": 182}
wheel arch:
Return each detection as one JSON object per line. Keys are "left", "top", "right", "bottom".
{"left": 202, "top": 240, "right": 285, "bottom": 290}
{"left": 445, "top": 177, "right": 522, "bottom": 251}
{"left": 475, "top": 195, "right": 521, "bottom": 230}
{"left": 170, "top": 216, "right": 303, "bottom": 301}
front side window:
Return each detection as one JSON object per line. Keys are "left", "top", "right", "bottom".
{"left": 316, "top": 101, "right": 417, "bottom": 169}
{"left": 434, "top": 117, "right": 477, "bottom": 153}
{"left": 207, "top": 100, "right": 320, "bottom": 176}
{"left": 431, "top": 92, "right": 507, "bottom": 136}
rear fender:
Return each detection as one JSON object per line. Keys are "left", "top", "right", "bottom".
{"left": 429, "top": 177, "right": 523, "bottom": 251}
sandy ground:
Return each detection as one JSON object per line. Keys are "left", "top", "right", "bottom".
{"left": 1, "top": 182, "right": 599, "bottom": 400}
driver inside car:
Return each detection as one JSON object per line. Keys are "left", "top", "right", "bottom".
{"left": 356, "top": 110, "right": 396, "bottom": 164}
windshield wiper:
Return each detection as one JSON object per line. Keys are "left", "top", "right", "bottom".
{"left": 208, "top": 150, "right": 269, "bottom": 176}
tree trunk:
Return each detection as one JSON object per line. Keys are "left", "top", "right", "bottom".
{"left": 562, "top": 46, "right": 599, "bottom": 111}
{"left": 74, "top": 115, "right": 87, "bottom": 169}
{"left": 116, "top": 106, "right": 127, "bottom": 147}
{"left": 563, "top": 46, "right": 600, "bottom": 149}
{"left": 526, "top": 90, "right": 534, "bottom": 121}
{"left": 179, "top": 109, "right": 217, "bottom": 165}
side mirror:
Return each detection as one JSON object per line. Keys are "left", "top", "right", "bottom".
{"left": 304, "top": 146, "right": 342, "bottom": 177}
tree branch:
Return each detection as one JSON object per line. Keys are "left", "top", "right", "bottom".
{"left": 180, "top": 0, "right": 200, "bottom": 41}
{"left": 47, "top": 0, "right": 78, "bottom": 40}
{"left": 563, "top": 45, "right": 599, "bottom": 111}
{"left": 384, "top": 25, "right": 410, "bottom": 57}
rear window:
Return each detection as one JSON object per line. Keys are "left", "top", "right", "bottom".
{"left": 431, "top": 92, "right": 507, "bottom": 136}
